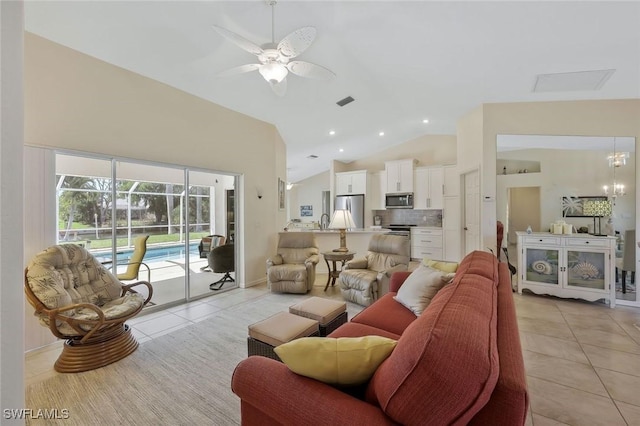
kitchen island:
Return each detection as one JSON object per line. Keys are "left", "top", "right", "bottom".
{"left": 279, "top": 229, "right": 390, "bottom": 274}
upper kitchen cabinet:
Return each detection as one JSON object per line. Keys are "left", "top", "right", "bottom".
{"left": 385, "top": 159, "right": 416, "bottom": 193}
{"left": 336, "top": 170, "right": 368, "bottom": 195}
{"left": 414, "top": 166, "right": 444, "bottom": 209}
{"left": 443, "top": 164, "right": 459, "bottom": 197}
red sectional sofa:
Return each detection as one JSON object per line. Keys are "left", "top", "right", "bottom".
{"left": 232, "top": 250, "right": 528, "bottom": 425}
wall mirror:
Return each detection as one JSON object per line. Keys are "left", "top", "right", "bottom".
{"left": 496, "top": 134, "right": 637, "bottom": 305}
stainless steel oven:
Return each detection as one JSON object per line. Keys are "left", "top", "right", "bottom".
{"left": 384, "top": 224, "right": 415, "bottom": 237}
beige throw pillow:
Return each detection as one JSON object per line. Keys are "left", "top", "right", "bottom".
{"left": 394, "top": 264, "right": 455, "bottom": 315}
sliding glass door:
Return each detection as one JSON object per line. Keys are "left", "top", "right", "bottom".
{"left": 55, "top": 152, "right": 238, "bottom": 308}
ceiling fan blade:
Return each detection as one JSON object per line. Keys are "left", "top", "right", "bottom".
{"left": 217, "top": 64, "right": 261, "bottom": 77}
{"left": 287, "top": 61, "right": 335, "bottom": 80}
{"left": 278, "top": 27, "right": 316, "bottom": 58}
{"left": 270, "top": 78, "right": 287, "bottom": 97}
{"left": 212, "top": 25, "right": 263, "bottom": 56}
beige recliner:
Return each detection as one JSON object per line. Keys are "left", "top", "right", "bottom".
{"left": 267, "top": 232, "right": 319, "bottom": 293}
{"left": 339, "top": 234, "right": 410, "bottom": 306}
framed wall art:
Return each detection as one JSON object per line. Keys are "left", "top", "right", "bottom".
{"left": 278, "top": 178, "right": 285, "bottom": 210}
{"left": 562, "top": 196, "right": 608, "bottom": 217}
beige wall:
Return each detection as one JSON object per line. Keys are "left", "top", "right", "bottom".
{"left": 345, "top": 134, "right": 457, "bottom": 172}
{"left": 287, "top": 171, "right": 330, "bottom": 222}
{"left": 24, "top": 33, "right": 287, "bottom": 288}
{"left": 460, "top": 99, "right": 640, "bottom": 254}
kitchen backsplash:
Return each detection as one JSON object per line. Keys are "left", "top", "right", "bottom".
{"left": 373, "top": 209, "right": 443, "bottom": 227}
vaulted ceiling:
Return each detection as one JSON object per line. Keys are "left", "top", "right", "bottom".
{"left": 25, "top": 1, "right": 640, "bottom": 182}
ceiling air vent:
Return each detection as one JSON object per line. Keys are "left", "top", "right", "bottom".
{"left": 336, "top": 96, "right": 355, "bottom": 107}
{"left": 533, "top": 69, "right": 615, "bottom": 92}
{"left": 307, "top": 155, "right": 318, "bottom": 159}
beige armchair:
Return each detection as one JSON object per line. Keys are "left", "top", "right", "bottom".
{"left": 267, "top": 232, "right": 319, "bottom": 293}
{"left": 339, "top": 234, "right": 410, "bottom": 306}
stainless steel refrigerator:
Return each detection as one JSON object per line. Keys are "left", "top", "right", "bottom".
{"left": 334, "top": 194, "right": 365, "bottom": 229}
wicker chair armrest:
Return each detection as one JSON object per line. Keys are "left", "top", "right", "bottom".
{"left": 48, "top": 302, "right": 106, "bottom": 342}
{"left": 121, "top": 280, "right": 154, "bottom": 305}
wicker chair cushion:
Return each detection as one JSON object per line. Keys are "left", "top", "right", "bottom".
{"left": 75, "top": 292, "right": 145, "bottom": 321}
{"left": 26, "top": 245, "right": 124, "bottom": 319}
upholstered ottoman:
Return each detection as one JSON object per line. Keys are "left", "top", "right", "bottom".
{"left": 289, "top": 297, "right": 348, "bottom": 336}
{"left": 247, "top": 312, "right": 319, "bottom": 361}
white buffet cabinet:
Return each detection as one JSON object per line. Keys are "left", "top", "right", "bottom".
{"left": 516, "top": 232, "right": 616, "bottom": 307}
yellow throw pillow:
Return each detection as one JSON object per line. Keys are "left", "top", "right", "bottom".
{"left": 423, "top": 258, "right": 459, "bottom": 273}
{"left": 274, "top": 336, "right": 397, "bottom": 385}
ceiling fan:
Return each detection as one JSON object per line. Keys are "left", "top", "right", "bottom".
{"left": 213, "top": 0, "right": 335, "bottom": 96}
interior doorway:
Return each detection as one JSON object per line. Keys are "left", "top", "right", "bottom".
{"left": 507, "top": 186, "right": 541, "bottom": 243}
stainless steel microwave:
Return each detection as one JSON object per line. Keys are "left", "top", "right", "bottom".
{"left": 385, "top": 193, "right": 414, "bottom": 209}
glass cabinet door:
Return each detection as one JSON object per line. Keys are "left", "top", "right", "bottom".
{"left": 525, "top": 247, "right": 560, "bottom": 285}
{"left": 566, "top": 250, "right": 606, "bottom": 290}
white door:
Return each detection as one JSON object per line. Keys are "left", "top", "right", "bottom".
{"left": 463, "top": 169, "right": 480, "bottom": 254}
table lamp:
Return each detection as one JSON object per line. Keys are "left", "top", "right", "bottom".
{"left": 583, "top": 200, "right": 612, "bottom": 236}
{"left": 329, "top": 209, "right": 356, "bottom": 252}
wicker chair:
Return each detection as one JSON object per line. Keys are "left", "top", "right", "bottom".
{"left": 25, "top": 244, "right": 153, "bottom": 373}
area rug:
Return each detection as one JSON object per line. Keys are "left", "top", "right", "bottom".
{"left": 25, "top": 292, "right": 299, "bottom": 426}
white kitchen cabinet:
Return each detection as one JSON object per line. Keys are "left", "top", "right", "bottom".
{"left": 410, "top": 227, "right": 443, "bottom": 260}
{"left": 414, "top": 166, "right": 444, "bottom": 209}
{"left": 335, "top": 170, "right": 367, "bottom": 195}
{"left": 385, "top": 159, "right": 416, "bottom": 193}
{"left": 516, "top": 232, "right": 616, "bottom": 307}
{"left": 443, "top": 164, "right": 459, "bottom": 197}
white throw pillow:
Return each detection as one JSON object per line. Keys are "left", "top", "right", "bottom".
{"left": 394, "top": 264, "right": 455, "bottom": 315}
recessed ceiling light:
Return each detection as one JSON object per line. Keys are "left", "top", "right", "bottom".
{"left": 422, "top": 119, "right": 430, "bottom": 124}
{"left": 329, "top": 130, "right": 336, "bottom": 136}
{"left": 339, "top": 148, "right": 344, "bottom": 152}
{"left": 379, "top": 131, "right": 385, "bottom": 136}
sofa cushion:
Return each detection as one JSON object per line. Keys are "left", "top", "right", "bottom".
{"left": 469, "top": 262, "right": 529, "bottom": 425}
{"left": 350, "top": 293, "right": 417, "bottom": 336}
{"left": 274, "top": 336, "right": 397, "bottom": 386}
{"left": 328, "top": 321, "right": 402, "bottom": 340}
{"left": 394, "top": 264, "right": 455, "bottom": 315}
{"left": 365, "top": 251, "right": 500, "bottom": 425}
{"left": 454, "top": 250, "right": 499, "bottom": 284}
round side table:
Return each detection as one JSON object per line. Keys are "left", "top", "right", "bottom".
{"left": 322, "top": 251, "right": 355, "bottom": 291}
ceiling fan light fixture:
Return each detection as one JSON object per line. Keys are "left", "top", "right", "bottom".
{"left": 259, "top": 63, "right": 288, "bottom": 84}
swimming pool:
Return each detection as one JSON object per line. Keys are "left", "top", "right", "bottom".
{"left": 94, "top": 243, "right": 200, "bottom": 263}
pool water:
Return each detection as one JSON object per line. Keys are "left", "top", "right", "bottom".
{"left": 95, "top": 243, "right": 200, "bottom": 263}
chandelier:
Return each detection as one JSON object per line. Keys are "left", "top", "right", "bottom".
{"left": 607, "top": 152, "right": 629, "bottom": 167}
{"left": 603, "top": 183, "right": 626, "bottom": 198}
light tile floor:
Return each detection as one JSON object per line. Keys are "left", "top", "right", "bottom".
{"left": 25, "top": 271, "right": 640, "bottom": 425}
